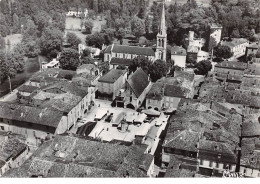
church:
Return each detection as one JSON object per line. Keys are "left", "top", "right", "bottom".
{"left": 103, "top": 1, "right": 167, "bottom": 69}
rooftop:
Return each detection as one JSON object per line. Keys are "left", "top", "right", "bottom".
{"left": 3, "top": 135, "right": 153, "bottom": 177}
{"left": 127, "top": 68, "right": 150, "bottom": 98}
{"left": 0, "top": 133, "right": 27, "bottom": 162}
{"left": 18, "top": 85, "right": 39, "bottom": 93}
{"left": 111, "top": 44, "right": 155, "bottom": 56}
{"left": 164, "top": 84, "right": 189, "bottom": 98}
{"left": 171, "top": 46, "right": 187, "bottom": 56}
{"left": 98, "top": 69, "right": 126, "bottom": 83}
{"left": 110, "top": 58, "right": 133, "bottom": 66}
{"left": 242, "top": 113, "right": 260, "bottom": 137}
{"left": 215, "top": 61, "right": 248, "bottom": 70}
{"left": 221, "top": 38, "right": 249, "bottom": 48}
{"left": 0, "top": 102, "right": 63, "bottom": 128}
{"left": 164, "top": 130, "right": 200, "bottom": 152}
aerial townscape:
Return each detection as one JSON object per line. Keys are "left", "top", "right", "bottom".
{"left": 0, "top": 0, "right": 260, "bottom": 179}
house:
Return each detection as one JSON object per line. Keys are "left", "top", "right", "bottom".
{"left": 161, "top": 99, "right": 241, "bottom": 177}
{"left": 97, "top": 69, "right": 127, "bottom": 100}
{"left": 17, "top": 85, "right": 39, "bottom": 101}
{"left": 245, "top": 42, "right": 259, "bottom": 57}
{"left": 0, "top": 102, "right": 66, "bottom": 146}
{"left": 171, "top": 46, "right": 187, "bottom": 68}
{"left": 124, "top": 68, "right": 152, "bottom": 109}
{"left": 110, "top": 58, "right": 133, "bottom": 69}
{"left": 3, "top": 135, "right": 155, "bottom": 177}
{"left": 221, "top": 38, "right": 249, "bottom": 59}
{"left": 0, "top": 132, "right": 28, "bottom": 176}
{"left": 146, "top": 72, "right": 195, "bottom": 111}
{"left": 214, "top": 61, "right": 248, "bottom": 79}
{"left": 66, "top": 7, "right": 88, "bottom": 17}
{"left": 75, "top": 64, "right": 102, "bottom": 87}
{"left": 41, "top": 58, "right": 60, "bottom": 71}
{"left": 198, "top": 139, "right": 237, "bottom": 177}
{"left": 240, "top": 137, "right": 260, "bottom": 178}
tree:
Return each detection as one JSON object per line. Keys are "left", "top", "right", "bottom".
{"left": 81, "top": 56, "right": 95, "bottom": 65}
{"left": 59, "top": 48, "right": 80, "bottom": 71}
{"left": 12, "top": 13, "right": 20, "bottom": 34}
{"left": 115, "top": 28, "right": 126, "bottom": 44}
{"left": 128, "top": 56, "right": 151, "bottom": 74}
{"left": 144, "top": 15, "right": 151, "bottom": 35}
{"left": 84, "top": 19, "right": 94, "bottom": 34}
{"left": 194, "top": 60, "right": 212, "bottom": 75}
{"left": 150, "top": 60, "right": 168, "bottom": 82}
{"left": 85, "top": 32, "right": 105, "bottom": 49}
{"left": 131, "top": 17, "right": 145, "bottom": 38}
{"left": 213, "top": 45, "right": 233, "bottom": 62}
{"left": 66, "top": 32, "right": 81, "bottom": 50}
{"left": 40, "top": 25, "right": 63, "bottom": 58}
{"left": 22, "top": 37, "right": 40, "bottom": 58}
{"left": 0, "top": 36, "right": 5, "bottom": 51}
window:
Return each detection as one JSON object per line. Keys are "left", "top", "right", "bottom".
{"left": 216, "top": 162, "right": 219, "bottom": 168}
{"left": 0, "top": 126, "right": 4, "bottom": 130}
{"left": 209, "top": 161, "right": 213, "bottom": 167}
{"left": 200, "top": 159, "right": 203, "bottom": 165}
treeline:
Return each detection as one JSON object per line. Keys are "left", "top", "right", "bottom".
{"left": 0, "top": 0, "right": 67, "bottom": 83}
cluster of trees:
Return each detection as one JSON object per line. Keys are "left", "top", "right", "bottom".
{"left": 128, "top": 56, "right": 170, "bottom": 82}
{"left": 0, "top": 45, "right": 25, "bottom": 83}
{"left": 165, "top": 0, "right": 260, "bottom": 47}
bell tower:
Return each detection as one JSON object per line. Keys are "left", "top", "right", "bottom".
{"left": 155, "top": 0, "right": 167, "bottom": 62}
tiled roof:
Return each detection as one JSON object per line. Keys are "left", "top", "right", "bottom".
{"left": 98, "top": 69, "right": 126, "bottom": 83}
{"left": 33, "top": 91, "right": 82, "bottom": 113}
{"left": 171, "top": 46, "right": 187, "bottom": 56}
{"left": 42, "top": 81, "right": 88, "bottom": 98}
{"left": 127, "top": 68, "right": 150, "bottom": 98}
{"left": 3, "top": 135, "right": 152, "bottom": 177}
{"left": 112, "top": 45, "right": 155, "bottom": 56}
{"left": 242, "top": 113, "right": 260, "bottom": 137}
{"left": 221, "top": 38, "right": 248, "bottom": 48}
{"left": 77, "top": 64, "right": 97, "bottom": 72}
{"left": 18, "top": 85, "right": 39, "bottom": 93}
{"left": 146, "top": 82, "right": 164, "bottom": 100}
{"left": 198, "top": 139, "right": 237, "bottom": 163}
{"left": 0, "top": 134, "right": 27, "bottom": 162}
{"left": 215, "top": 61, "right": 248, "bottom": 70}
{"left": 164, "top": 130, "right": 200, "bottom": 152}
{"left": 110, "top": 58, "right": 133, "bottom": 66}
{"left": 244, "top": 63, "right": 260, "bottom": 76}
{"left": 241, "top": 138, "right": 260, "bottom": 169}
{"left": 0, "top": 102, "right": 63, "bottom": 128}
{"left": 164, "top": 155, "right": 197, "bottom": 177}
{"left": 164, "top": 84, "right": 189, "bottom": 98}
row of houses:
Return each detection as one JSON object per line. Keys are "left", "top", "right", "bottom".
{"left": 0, "top": 68, "right": 96, "bottom": 146}
{"left": 3, "top": 134, "right": 155, "bottom": 177}
{"left": 161, "top": 99, "right": 243, "bottom": 177}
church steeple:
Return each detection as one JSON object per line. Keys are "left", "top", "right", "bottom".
{"left": 158, "top": 1, "right": 166, "bottom": 36}
{"left": 155, "top": 0, "right": 167, "bottom": 62}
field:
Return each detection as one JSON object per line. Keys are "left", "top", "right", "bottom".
{"left": 4, "top": 34, "right": 23, "bottom": 50}
{"left": 65, "top": 17, "right": 106, "bottom": 44}
{"left": 65, "top": 17, "right": 106, "bottom": 33}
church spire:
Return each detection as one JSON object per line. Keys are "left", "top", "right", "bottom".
{"left": 158, "top": 0, "right": 166, "bottom": 36}
{"left": 155, "top": 0, "right": 167, "bottom": 62}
